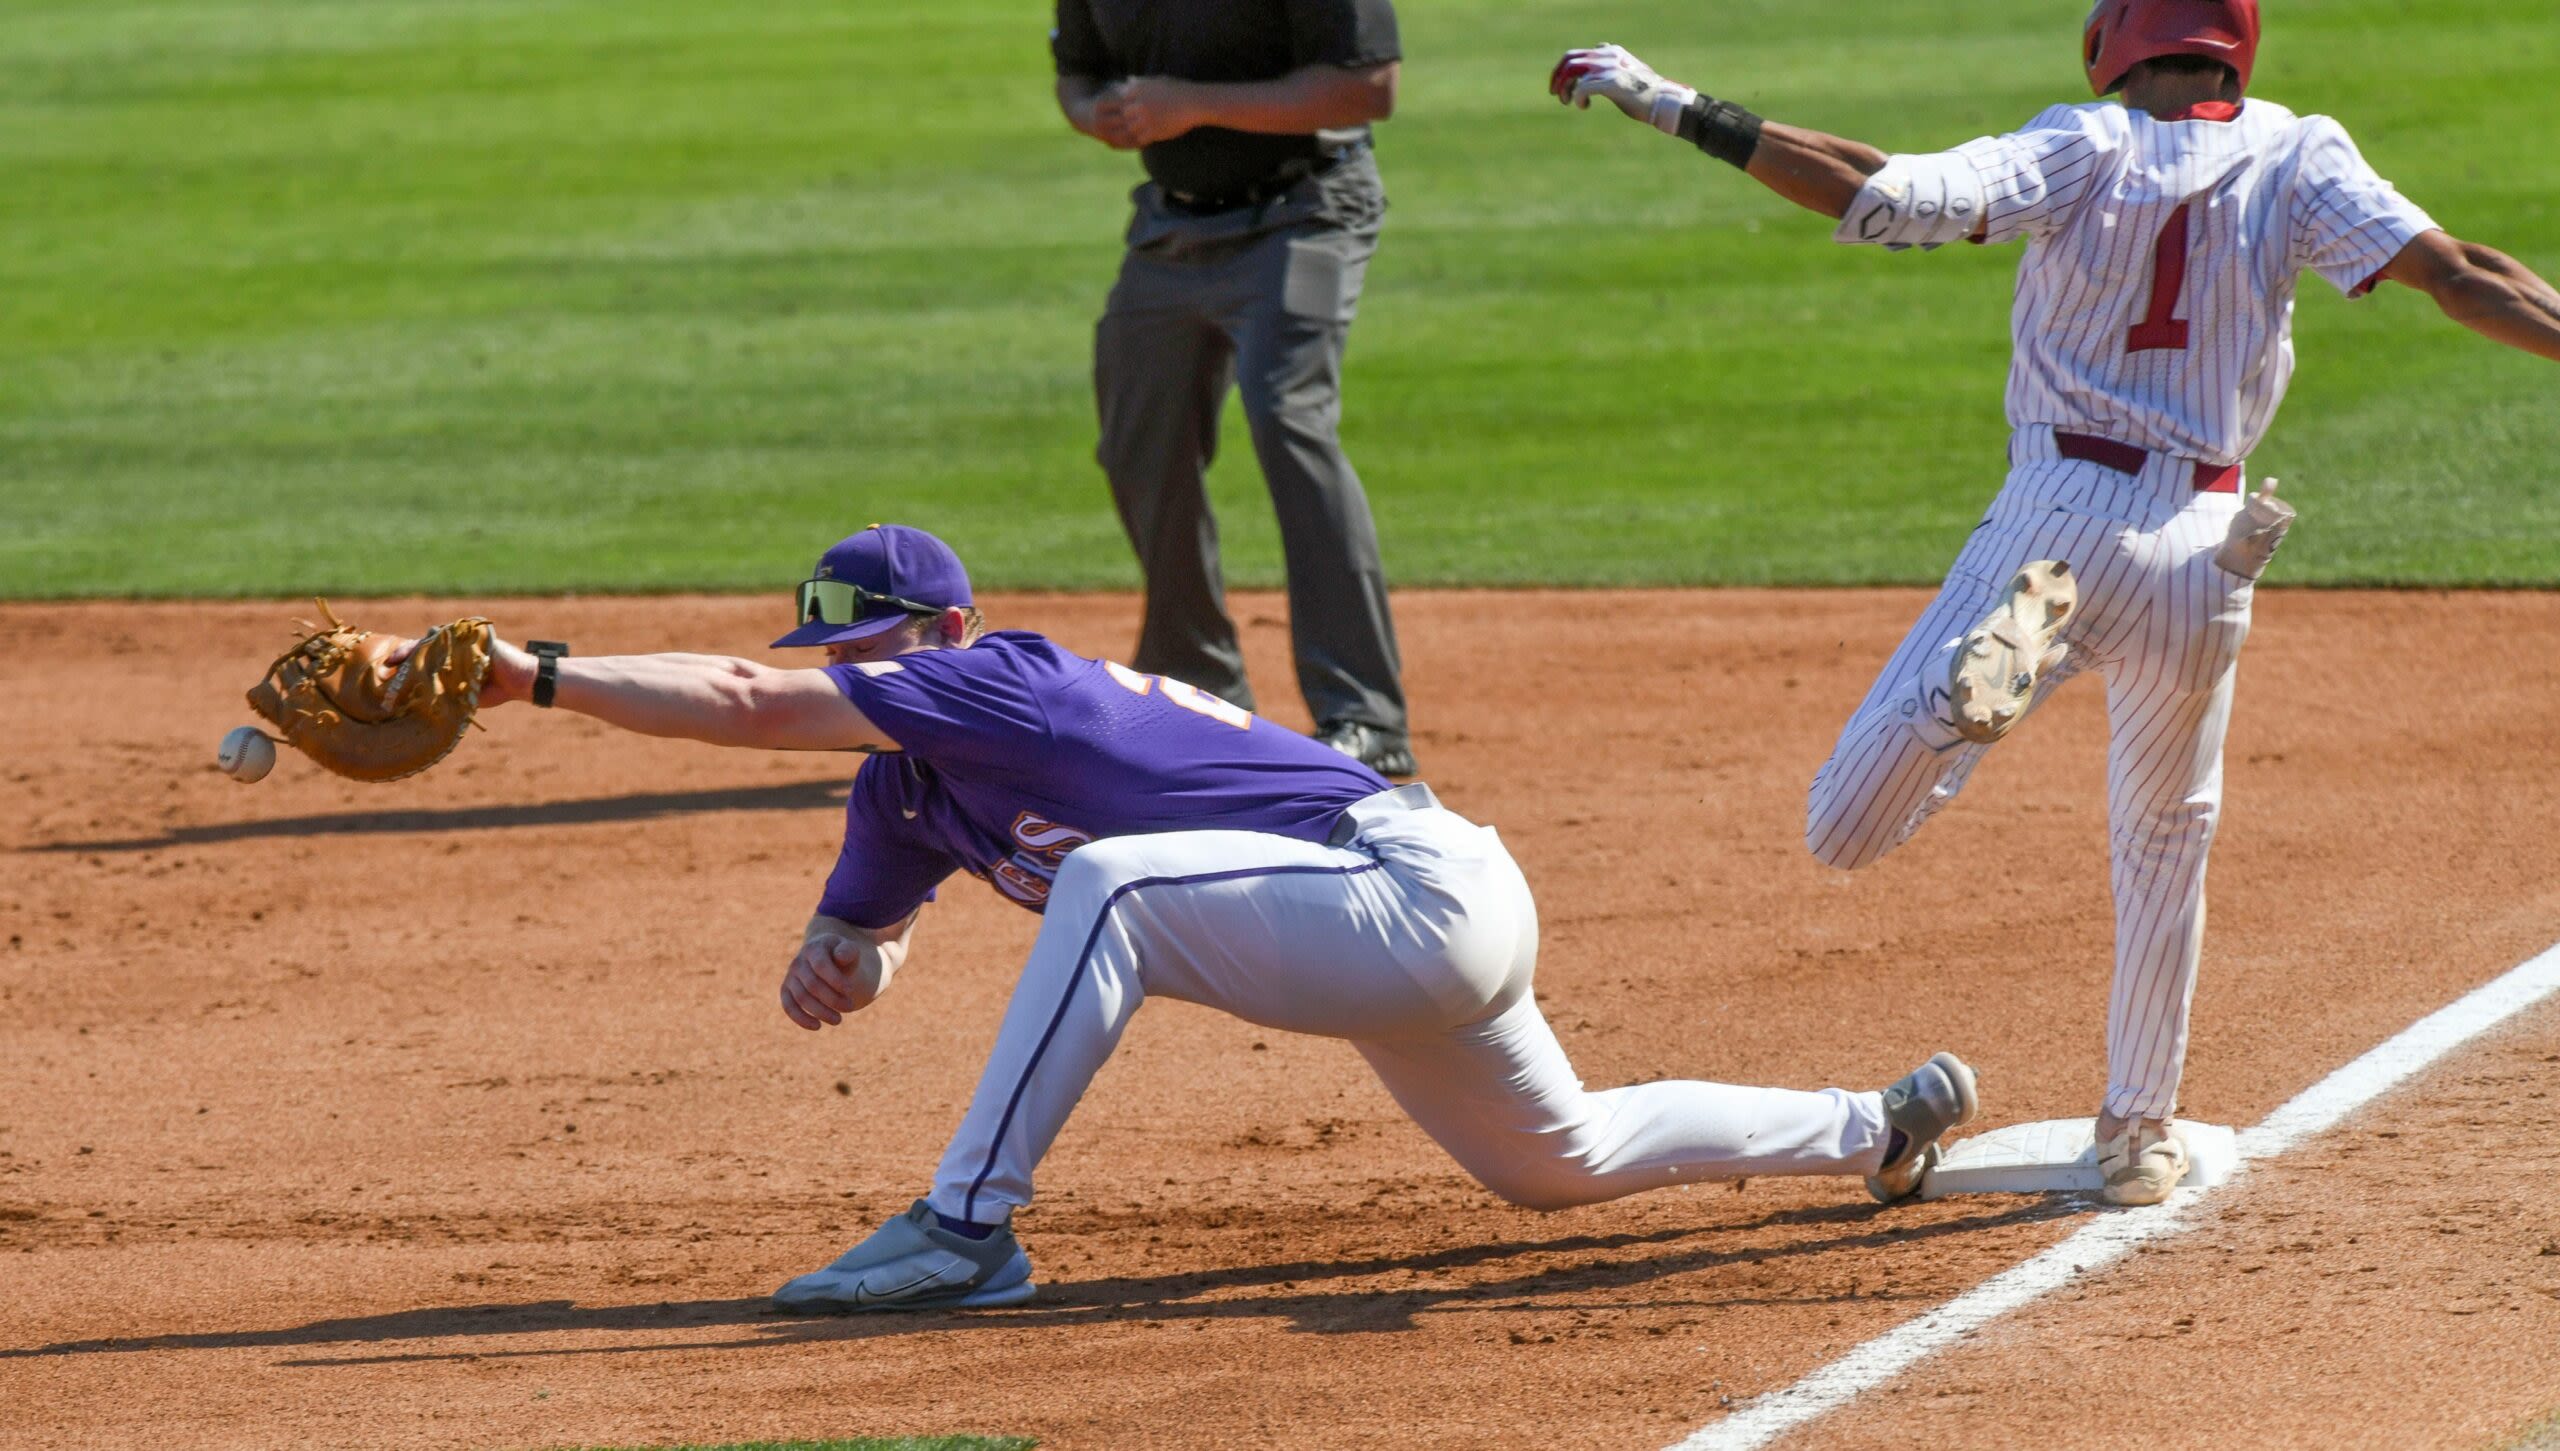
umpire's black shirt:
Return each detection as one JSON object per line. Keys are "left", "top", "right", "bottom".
{"left": 1052, "top": 0, "right": 1400, "bottom": 202}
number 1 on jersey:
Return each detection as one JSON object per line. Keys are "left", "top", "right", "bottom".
{"left": 2126, "top": 202, "right": 2194, "bottom": 354}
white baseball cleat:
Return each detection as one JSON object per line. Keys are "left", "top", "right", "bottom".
{"left": 1947, "top": 560, "right": 2077, "bottom": 744}
{"left": 1865, "top": 1052, "right": 1983, "bottom": 1204}
{"left": 2096, "top": 1118, "right": 2190, "bottom": 1206}
{"left": 773, "top": 1199, "right": 1037, "bottom": 1313}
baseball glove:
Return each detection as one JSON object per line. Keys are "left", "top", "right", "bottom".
{"left": 246, "top": 600, "right": 496, "bottom": 783}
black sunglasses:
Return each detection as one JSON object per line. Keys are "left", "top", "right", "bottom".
{"left": 794, "top": 578, "right": 944, "bottom": 627}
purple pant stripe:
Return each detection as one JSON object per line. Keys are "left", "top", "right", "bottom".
{"left": 960, "top": 857, "right": 1385, "bottom": 1220}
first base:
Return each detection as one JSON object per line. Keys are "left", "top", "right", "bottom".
{"left": 1918, "top": 1118, "right": 2237, "bottom": 1200}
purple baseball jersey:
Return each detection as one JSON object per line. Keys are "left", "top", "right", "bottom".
{"left": 815, "top": 632, "right": 1388, "bottom": 927}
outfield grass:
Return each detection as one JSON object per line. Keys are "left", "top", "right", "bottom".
{"left": 4, "top": 0, "right": 2554, "bottom": 597}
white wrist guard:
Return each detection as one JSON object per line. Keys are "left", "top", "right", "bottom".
{"left": 1646, "top": 82, "right": 1701, "bottom": 136}
{"left": 1834, "top": 152, "right": 1986, "bottom": 251}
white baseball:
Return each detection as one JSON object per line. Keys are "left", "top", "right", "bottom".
{"left": 218, "top": 726, "right": 277, "bottom": 783}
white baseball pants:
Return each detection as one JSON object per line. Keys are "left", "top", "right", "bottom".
{"left": 932, "top": 785, "right": 1892, "bottom": 1223}
{"left": 1807, "top": 428, "right": 2257, "bottom": 1121}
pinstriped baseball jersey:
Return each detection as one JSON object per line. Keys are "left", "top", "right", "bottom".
{"left": 1944, "top": 99, "right": 2435, "bottom": 466}
{"left": 1810, "top": 97, "right": 2446, "bottom": 1128}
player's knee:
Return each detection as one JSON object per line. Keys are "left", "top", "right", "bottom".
{"left": 1235, "top": 368, "right": 1337, "bottom": 437}
{"left": 1804, "top": 823, "right": 1861, "bottom": 872}
{"left": 2108, "top": 801, "right": 2220, "bottom": 890}
{"left": 1092, "top": 424, "right": 1154, "bottom": 485}
{"left": 2109, "top": 798, "right": 2211, "bottom": 870}
{"left": 2116, "top": 797, "right": 2218, "bottom": 841}
{"left": 1091, "top": 400, "right": 1186, "bottom": 485}
{"left": 1450, "top": 1130, "right": 1616, "bottom": 1212}
{"left": 1470, "top": 1160, "right": 1586, "bottom": 1213}
{"left": 1488, "top": 1183, "right": 1581, "bottom": 1213}
{"left": 1804, "top": 797, "right": 1889, "bottom": 873}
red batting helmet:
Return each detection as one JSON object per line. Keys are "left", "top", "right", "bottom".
{"left": 2082, "top": 0, "right": 2260, "bottom": 97}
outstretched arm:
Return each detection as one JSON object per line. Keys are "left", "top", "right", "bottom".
{"left": 1743, "top": 123, "right": 1889, "bottom": 220}
{"left": 2380, "top": 230, "right": 2560, "bottom": 362}
{"left": 473, "top": 638, "right": 896, "bottom": 752}
{"left": 1549, "top": 45, "right": 1887, "bottom": 219}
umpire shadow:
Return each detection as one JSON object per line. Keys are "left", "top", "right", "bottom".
{"left": 3, "top": 1198, "right": 2078, "bottom": 1366}
{"left": 22, "top": 778, "right": 849, "bottom": 855}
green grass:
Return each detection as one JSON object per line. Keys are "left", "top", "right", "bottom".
{"left": 5, "top": 0, "right": 2555, "bottom": 596}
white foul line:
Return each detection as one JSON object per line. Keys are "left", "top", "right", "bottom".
{"left": 1669, "top": 939, "right": 2560, "bottom": 1451}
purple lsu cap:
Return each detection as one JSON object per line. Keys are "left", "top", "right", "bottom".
{"left": 770, "top": 524, "right": 973, "bottom": 648}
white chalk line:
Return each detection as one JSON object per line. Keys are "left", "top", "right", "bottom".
{"left": 1669, "top": 939, "right": 2560, "bottom": 1451}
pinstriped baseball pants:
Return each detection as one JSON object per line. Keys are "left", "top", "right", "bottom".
{"left": 1807, "top": 429, "right": 2257, "bottom": 1121}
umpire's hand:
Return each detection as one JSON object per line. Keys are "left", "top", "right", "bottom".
{"left": 1094, "top": 77, "right": 1201, "bottom": 148}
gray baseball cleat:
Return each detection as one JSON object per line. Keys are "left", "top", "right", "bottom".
{"left": 1864, "top": 1052, "right": 1982, "bottom": 1204}
{"left": 773, "top": 1199, "right": 1037, "bottom": 1313}
{"left": 1947, "top": 560, "right": 2076, "bottom": 744}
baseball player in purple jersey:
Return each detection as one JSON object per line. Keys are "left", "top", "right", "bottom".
{"left": 1554, "top": 0, "right": 2560, "bottom": 1205}
{"left": 439, "top": 524, "right": 1978, "bottom": 1311}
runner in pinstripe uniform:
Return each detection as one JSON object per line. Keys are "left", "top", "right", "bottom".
{"left": 1554, "top": 0, "right": 2560, "bottom": 1203}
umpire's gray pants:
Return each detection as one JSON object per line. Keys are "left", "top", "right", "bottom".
{"left": 1093, "top": 163, "right": 1407, "bottom": 739}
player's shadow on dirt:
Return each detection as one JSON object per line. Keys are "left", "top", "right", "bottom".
{"left": 22, "top": 778, "right": 849, "bottom": 854}
{"left": 1, "top": 1198, "right": 2083, "bottom": 1365}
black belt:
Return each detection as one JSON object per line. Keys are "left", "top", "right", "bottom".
{"left": 1162, "top": 149, "right": 1352, "bottom": 216}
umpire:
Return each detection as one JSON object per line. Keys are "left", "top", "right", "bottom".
{"left": 1054, "top": 0, "right": 1415, "bottom": 777}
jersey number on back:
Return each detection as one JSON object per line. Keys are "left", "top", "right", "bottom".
{"left": 1102, "top": 659, "right": 1252, "bottom": 729}
{"left": 2126, "top": 203, "right": 2195, "bottom": 354}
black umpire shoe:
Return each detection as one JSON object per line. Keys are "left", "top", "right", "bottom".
{"left": 1315, "top": 720, "right": 1417, "bottom": 779}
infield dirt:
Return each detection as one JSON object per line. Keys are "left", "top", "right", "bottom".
{"left": 3, "top": 590, "right": 2556, "bottom": 1450}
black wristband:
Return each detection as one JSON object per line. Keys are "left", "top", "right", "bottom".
{"left": 1677, "top": 94, "right": 1764, "bottom": 171}
{"left": 528, "top": 640, "right": 569, "bottom": 708}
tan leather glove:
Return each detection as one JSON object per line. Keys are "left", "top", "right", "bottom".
{"left": 246, "top": 600, "right": 494, "bottom": 783}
